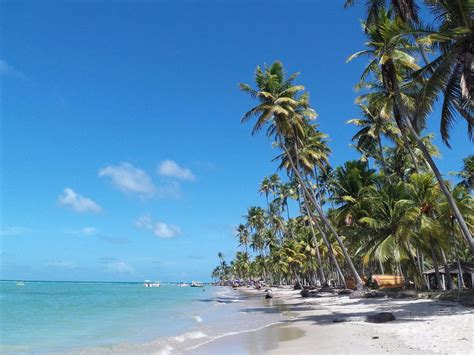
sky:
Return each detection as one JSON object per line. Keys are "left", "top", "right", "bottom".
{"left": 1, "top": 0, "right": 472, "bottom": 282}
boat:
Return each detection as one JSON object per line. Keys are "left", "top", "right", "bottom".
{"left": 16, "top": 281, "right": 25, "bottom": 287}
{"left": 143, "top": 280, "right": 161, "bottom": 287}
{"left": 190, "top": 281, "right": 204, "bottom": 287}
{"left": 178, "top": 283, "right": 190, "bottom": 287}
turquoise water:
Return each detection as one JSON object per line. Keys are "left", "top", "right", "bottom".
{"left": 0, "top": 281, "right": 283, "bottom": 353}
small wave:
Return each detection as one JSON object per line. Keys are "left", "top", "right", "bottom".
{"left": 172, "top": 331, "right": 207, "bottom": 343}
{"left": 185, "top": 321, "right": 284, "bottom": 352}
{"left": 193, "top": 315, "right": 203, "bottom": 323}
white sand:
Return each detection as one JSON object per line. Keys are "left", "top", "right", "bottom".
{"left": 238, "top": 287, "right": 474, "bottom": 355}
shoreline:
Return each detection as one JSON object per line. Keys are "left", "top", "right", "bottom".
{"left": 187, "top": 286, "right": 474, "bottom": 354}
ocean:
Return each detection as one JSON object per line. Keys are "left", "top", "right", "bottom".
{"left": 0, "top": 281, "right": 284, "bottom": 354}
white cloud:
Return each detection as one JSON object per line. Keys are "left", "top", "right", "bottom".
{"left": 135, "top": 215, "right": 181, "bottom": 238}
{"left": 0, "top": 60, "right": 26, "bottom": 79}
{"left": 0, "top": 226, "right": 32, "bottom": 236}
{"left": 99, "top": 162, "right": 156, "bottom": 198}
{"left": 158, "top": 160, "right": 195, "bottom": 181}
{"left": 104, "top": 261, "right": 134, "bottom": 274}
{"left": 57, "top": 188, "right": 102, "bottom": 213}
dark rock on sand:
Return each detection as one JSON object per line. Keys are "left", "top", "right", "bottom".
{"left": 365, "top": 291, "right": 387, "bottom": 298}
{"left": 338, "top": 289, "right": 353, "bottom": 295}
{"left": 333, "top": 312, "right": 396, "bottom": 323}
{"left": 301, "top": 289, "right": 311, "bottom": 298}
{"left": 319, "top": 287, "right": 335, "bottom": 293}
{"left": 366, "top": 312, "right": 396, "bottom": 323}
{"left": 300, "top": 289, "right": 321, "bottom": 298}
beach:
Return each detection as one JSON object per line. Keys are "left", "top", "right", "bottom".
{"left": 188, "top": 287, "right": 474, "bottom": 355}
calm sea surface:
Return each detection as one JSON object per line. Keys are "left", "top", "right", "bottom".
{"left": 0, "top": 281, "right": 284, "bottom": 353}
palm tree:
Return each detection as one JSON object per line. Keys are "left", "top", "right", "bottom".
{"left": 348, "top": 103, "right": 400, "bottom": 179}
{"left": 357, "top": 182, "right": 420, "bottom": 279}
{"left": 349, "top": 10, "right": 474, "bottom": 253}
{"left": 333, "top": 160, "right": 378, "bottom": 212}
{"left": 235, "top": 224, "right": 250, "bottom": 255}
{"left": 344, "top": 0, "right": 419, "bottom": 24}
{"left": 240, "top": 61, "right": 366, "bottom": 289}
{"left": 269, "top": 173, "right": 281, "bottom": 195}
{"left": 259, "top": 177, "right": 272, "bottom": 207}
{"left": 451, "top": 155, "right": 474, "bottom": 192}
{"left": 415, "top": 0, "right": 473, "bottom": 145}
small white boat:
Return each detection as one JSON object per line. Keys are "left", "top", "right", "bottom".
{"left": 191, "top": 281, "right": 204, "bottom": 287}
{"left": 178, "top": 283, "right": 190, "bottom": 287}
{"left": 16, "top": 281, "right": 25, "bottom": 287}
{"left": 143, "top": 280, "right": 161, "bottom": 287}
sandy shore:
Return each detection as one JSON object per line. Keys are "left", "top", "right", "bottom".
{"left": 188, "top": 287, "right": 474, "bottom": 354}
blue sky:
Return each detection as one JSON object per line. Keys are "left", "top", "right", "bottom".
{"left": 1, "top": 1, "right": 471, "bottom": 282}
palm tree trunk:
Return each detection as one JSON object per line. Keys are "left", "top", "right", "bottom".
{"left": 377, "top": 136, "right": 391, "bottom": 183}
{"left": 298, "top": 187, "right": 327, "bottom": 284}
{"left": 378, "top": 259, "right": 385, "bottom": 274}
{"left": 439, "top": 246, "right": 454, "bottom": 290}
{"left": 278, "top": 139, "right": 363, "bottom": 289}
{"left": 403, "top": 118, "right": 474, "bottom": 253}
{"left": 390, "top": 80, "right": 474, "bottom": 253}
{"left": 299, "top": 173, "right": 346, "bottom": 287}
{"left": 430, "top": 236, "right": 445, "bottom": 290}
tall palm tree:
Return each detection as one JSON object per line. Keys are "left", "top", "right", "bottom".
{"left": 235, "top": 224, "right": 250, "bottom": 255}
{"left": 332, "top": 160, "right": 379, "bottom": 226}
{"left": 348, "top": 103, "right": 400, "bottom": 179}
{"left": 451, "top": 155, "right": 474, "bottom": 192}
{"left": 259, "top": 177, "right": 272, "bottom": 207}
{"left": 240, "top": 61, "right": 365, "bottom": 289}
{"left": 349, "top": 10, "right": 474, "bottom": 252}
{"left": 415, "top": 0, "right": 473, "bottom": 145}
{"left": 344, "top": 0, "right": 419, "bottom": 24}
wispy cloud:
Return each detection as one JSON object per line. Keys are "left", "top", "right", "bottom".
{"left": 99, "top": 162, "right": 156, "bottom": 198}
{"left": 0, "top": 60, "right": 26, "bottom": 79}
{"left": 57, "top": 188, "right": 102, "bottom": 213}
{"left": 104, "top": 261, "right": 134, "bottom": 274}
{"left": 158, "top": 160, "right": 195, "bottom": 181}
{"left": 135, "top": 215, "right": 181, "bottom": 238}
{"left": 0, "top": 226, "right": 33, "bottom": 236}
{"left": 66, "top": 227, "right": 128, "bottom": 244}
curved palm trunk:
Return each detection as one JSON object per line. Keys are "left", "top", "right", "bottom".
{"left": 308, "top": 220, "right": 327, "bottom": 284}
{"left": 314, "top": 221, "right": 346, "bottom": 288}
{"left": 386, "top": 61, "right": 474, "bottom": 253}
{"left": 296, "top": 185, "right": 327, "bottom": 284}
{"left": 277, "top": 138, "right": 363, "bottom": 289}
{"left": 440, "top": 246, "right": 454, "bottom": 290}
{"left": 405, "top": 119, "right": 474, "bottom": 253}
{"left": 377, "top": 136, "right": 392, "bottom": 183}
{"left": 430, "top": 236, "right": 445, "bottom": 290}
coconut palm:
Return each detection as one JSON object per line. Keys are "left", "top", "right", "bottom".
{"left": 240, "top": 61, "right": 365, "bottom": 289}
{"left": 349, "top": 10, "right": 474, "bottom": 252}
{"left": 332, "top": 160, "right": 379, "bottom": 226}
{"left": 415, "top": 0, "right": 473, "bottom": 145}
{"left": 259, "top": 177, "right": 272, "bottom": 207}
{"left": 235, "top": 224, "right": 250, "bottom": 255}
{"left": 451, "top": 155, "right": 474, "bottom": 192}
{"left": 344, "top": 0, "right": 419, "bottom": 24}
{"left": 348, "top": 103, "right": 400, "bottom": 179}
